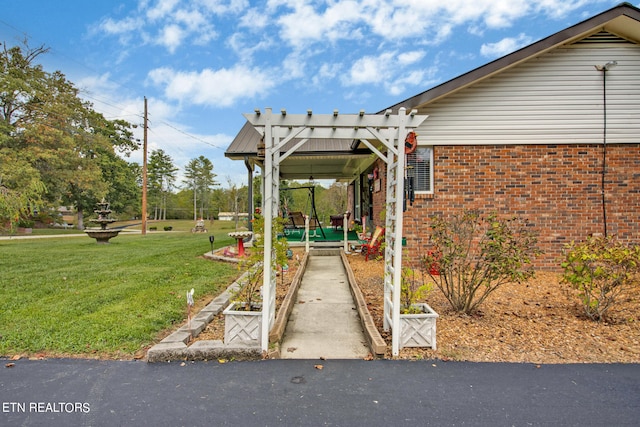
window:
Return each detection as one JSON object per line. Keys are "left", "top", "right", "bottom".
{"left": 406, "top": 147, "right": 433, "bottom": 193}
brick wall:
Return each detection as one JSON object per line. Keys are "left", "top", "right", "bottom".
{"left": 396, "top": 144, "right": 640, "bottom": 270}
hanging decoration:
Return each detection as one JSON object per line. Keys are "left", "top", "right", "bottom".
{"left": 404, "top": 131, "right": 418, "bottom": 154}
{"left": 403, "top": 132, "right": 417, "bottom": 210}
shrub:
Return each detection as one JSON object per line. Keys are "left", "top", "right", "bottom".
{"left": 234, "top": 215, "right": 289, "bottom": 310}
{"left": 17, "top": 218, "right": 35, "bottom": 228}
{"left": 400, "top": 264, "right": 432, "bottom": 314}
{"left": 561, "top": 235, "right": 640, "bottom": 321}
{"left": 423, "top": 210, "right": 540, "bottom": 314}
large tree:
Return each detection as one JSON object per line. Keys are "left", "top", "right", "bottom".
{"left": 0, "top": 42, "right": 49, "bottom": 230}
{"left": 183, "top": 155, "right": 217, "bottom": 220}
{"left": 148, "top": 149, "right": 177, "bottom": 220}
{"left": 0, "top": 42, "right": 137, "bottom": 229}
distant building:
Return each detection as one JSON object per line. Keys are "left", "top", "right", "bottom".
{"left": 218, "top": 212, "right": 249, "bottom": 221}
{"left": 57, "top": 206, "right": 75, "bottom": 226}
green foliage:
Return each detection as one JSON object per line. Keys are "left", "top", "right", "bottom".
{"left": 99, "top": 150, "right": 141, "bottom": 217}
{"left": 148, "top": 149, "right": 178, "bottom": 220}
{"left": 424, "top": 210, "right": 540, "bottom": 314}
{"left": 1, "top": 42, "right": 138, "bottom": 229}
{"left": 233, "top": 215, "right": 289, "bottom": 310}
{"left": 561, "top": 235, "right": 640, "bottom": 321}
{"left": 184, "top": 155, "right": 218, "bottom": 220}
{"left": 277, "top": 181, "right": 347, "bottom": 225}
{"left": 400, "top": 265, "right": 432, "bottom": 314}
{"left": 0, "top": 172, "right": 45, "bottom": 232}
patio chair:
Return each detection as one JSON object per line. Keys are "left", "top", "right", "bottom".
{"left": 361, "top": 226, "right": 385, "bottom": 261}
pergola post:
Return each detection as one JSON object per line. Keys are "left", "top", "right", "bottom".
{"left": 260, "top": 108, "right": 275, "bottom": 352}
{"left": 389, "top": 108, "right": 407, "bottom": 356}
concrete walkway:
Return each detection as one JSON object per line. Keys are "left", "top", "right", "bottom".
{"left": 280, "top": 253, "right": 370, "bottom": 359}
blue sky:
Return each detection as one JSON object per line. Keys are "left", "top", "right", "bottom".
{"left": 1, "top": 0, "right": 629, "bottom": 187}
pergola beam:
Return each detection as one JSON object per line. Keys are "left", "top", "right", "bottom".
{"left": 244, "top": 110, "right": 426, "bottom": 129}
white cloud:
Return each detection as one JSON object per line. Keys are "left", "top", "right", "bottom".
{"left": 266, "top": 0, "right": 603, "bottom": 49}
{"left": 397, "top": 50, "right": 426, "bottom": 66}
{"left": 273, "top": 1, "right": 367, "bottom": 48}
{"left": 96, "top": 0, "right": 248, "bottom": 54}
{"left": 97, "top": 16, "right": 142, "bottom": 35}
{"left": 342, "top": 49, "right": 430, "bottom": 90}
{"left": 480, "top": 33, "right": 533, "bottom": 58}
{"left": 344, "top": 51, "right": 396, "bottom": 86}
{"left": 280, "top": 50, "right": 312, "bottom": 80}
{"left": 238, "top": 7, "right": 270, "bottom": 30}
{"left": 386, "top": 70, "right": 425, "bottom": 96}
{"left": 98, "top": 0, "right": 606, "bottom": 57}
{"left": 532, "top": 0, "right": 600, "bottom": 19}
{"left": 158, "top": 24, "right": 185, "bottom": 53}
{"left": 148, "top": 65, "right": 276, "bottom": 107}
{"left": 227, "top": 32, "right": 274, "bottom": 63}
{"left": 146, "top": 0, "right": 180, "bottom": 21}
{"left": 198, "top": 0, "right": 250, "bottom": 15}
{"left": 312, "top": 62, "right": 342, "bottom": 86}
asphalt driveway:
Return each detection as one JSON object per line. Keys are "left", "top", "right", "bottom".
{"left": 1, "top": 359, "right": 639, "bottom": 426}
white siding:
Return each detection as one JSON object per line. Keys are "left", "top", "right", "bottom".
{"left": 417, "top": 44, "right": 640, "bottom": 146}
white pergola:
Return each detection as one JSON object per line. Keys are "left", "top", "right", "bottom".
{"left": 244, "top": 107, "right": 428, "bottom": 356}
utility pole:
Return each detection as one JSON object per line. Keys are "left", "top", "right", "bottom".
{"left": 142, "top": 96, "right": 148, "bottom": 236}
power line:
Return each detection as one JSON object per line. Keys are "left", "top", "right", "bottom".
{"left": 79, "top": 90, "right": 144, "bottom": 121}
{"left": 159, "top": 120, "right": 227, "bottom": 150}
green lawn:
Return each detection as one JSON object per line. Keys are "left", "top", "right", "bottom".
{"left": 0, "top": 230, "right": 239, "bottom": 358}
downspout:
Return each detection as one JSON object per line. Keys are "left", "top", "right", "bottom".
{"left": 244, "top": 157, "right": 253, "bottom": 232}
{"left": 595, "top": 60, "right": 617, "bottom": 237}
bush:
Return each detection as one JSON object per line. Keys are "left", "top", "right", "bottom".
{"left": 234, "top": 215, "right": 289, "bottom": 311}
{"left": 561, "top": 235, "right": 640, "bottom": 321}
{"left": 400, "top": 264, "right": 432, "bottom": 314}
{"left": 17, "top": 218, "right": 35, "bottom": 228}
{"left": 423, "top": 210, "right": 540, "bottom": 314}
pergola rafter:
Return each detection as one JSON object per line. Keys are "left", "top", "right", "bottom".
{"left": 243, "top": 107, "right": 428, "bottom": 355}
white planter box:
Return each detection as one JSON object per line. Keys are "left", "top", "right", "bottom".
{"left": 400, "top": 303, "right": 438, "bottom": 349}
{"left": 223, "top": 302, "right": 262, "bottom": 346}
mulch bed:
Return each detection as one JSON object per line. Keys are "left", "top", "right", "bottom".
{"left": 193, "top": 248, "right": 639, "bottom": 362}
{"left": 345, "top": 253, "right": 640, "bottom": 363}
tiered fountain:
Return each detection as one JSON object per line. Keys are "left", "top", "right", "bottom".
{"left": 85, "top": 199, "right": 121, "bottom": 244}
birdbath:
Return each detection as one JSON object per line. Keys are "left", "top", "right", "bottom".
{"left": 227, "top": 231, "right": 253, "bottom": 257}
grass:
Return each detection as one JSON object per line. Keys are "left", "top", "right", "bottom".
{"left": 0, "top": 228, "right": 241, "bottom": 358}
